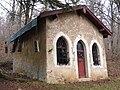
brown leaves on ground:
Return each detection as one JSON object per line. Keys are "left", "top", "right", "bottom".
{"left": 0, "top": 60, "right": 120, "bottom": 90}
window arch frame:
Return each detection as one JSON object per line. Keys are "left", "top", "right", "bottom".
{"left": 92, "top": 43, "right": 100, "bottom": 66}
{"left": 90, "top": 40, "right": 103, "bottom": 68}
{"left": 56, "top": 36, "right": 69, "bottom": 65}
{"left": 53, "top": 32, "right": 73, "bottom": 67}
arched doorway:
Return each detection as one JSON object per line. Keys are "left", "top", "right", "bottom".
{"left": 77, "top": 40, "right": 86, "bottom": 78}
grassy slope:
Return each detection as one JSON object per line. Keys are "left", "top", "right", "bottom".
{"left": 0, "top": 59, "right": 120, "bottom": 90}
{"left": 0, "top": 78, "right": 120, "bottom": 90}
{"left": 32, "top": 79, "right": 120, "bottom": 90}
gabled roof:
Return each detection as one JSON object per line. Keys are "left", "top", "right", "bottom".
{"left": 39, "top": 5, "right": 111, "bottom": 36}
{"left": 6, "top": 5, "right": 111, "bottom": 45}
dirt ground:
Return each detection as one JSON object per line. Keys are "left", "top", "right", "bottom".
{"left": 0, "top": 78, "right": 45, "bottom": 90}
{"left": 0, "top": 79, "right": 28, "bottom": 90}
{"left": 0, "top": 60, "right": 120, "bottom": 90}
{"left": 107, "top": 58, "right": 120, "bottom": 78}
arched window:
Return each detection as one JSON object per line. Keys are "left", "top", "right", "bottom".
{"left": 92, "top": 43, "right": 100, "bottom": 66}
{"left": 77, "top": 41, "right": 84, "bottom": 60}
{"left": 56, "top": 36, "right": 69, "bottom": 65}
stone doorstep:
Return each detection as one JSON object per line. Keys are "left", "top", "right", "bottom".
{"left": 78, "top": 78, "right": 91, "bottom": 82}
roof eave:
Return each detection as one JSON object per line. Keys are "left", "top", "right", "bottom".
{"left": 83, "top": 6, "right": 112, "bottom": 36}
{"left": 6, "top": 5, "right": 112, "bottom": 45}
{"left": 39, "top": 5, "right": 112, "bottom": 36}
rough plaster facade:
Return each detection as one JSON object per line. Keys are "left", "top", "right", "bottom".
{"left": 46, "top": 12, "right": 108, "bottom": 83}
{"left": 13, "top": 19, "right": 47, "bottom": 81}
{"left": 13, "top": 12, "right": 108, "bottom": 84}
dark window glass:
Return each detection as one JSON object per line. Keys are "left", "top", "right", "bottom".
{"left": 12, "top": 39, "right": 18, "bottom": 53}
{"left": 34, "top": 41, "right": 39, "bottom": 52}
{"left": 92, "top": 43, "right": 100, "bottom": 65}
{"left": 56, "top": 37, "right": 69, "bottom": 65}
{"left": 18, "top": 40, "right": 22, "bottom": 52}
{"left": 77, "top": 41, "right": 84, "bottom": 59}
{"left": 5, "top": 46, "right": 8, "bottom": 53}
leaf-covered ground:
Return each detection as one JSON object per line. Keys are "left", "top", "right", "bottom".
{"left": 0, "top": 78, "right": 120, "bottom": 90}
{"left": 0, "top": 60, "right": 120, "bottom": 90}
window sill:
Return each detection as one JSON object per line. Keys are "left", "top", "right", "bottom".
{"left": 55, "top": 64, "right": 72, "bottom": 68}
{"left": 92, "top": 65, "right": 103, "bottom": 68}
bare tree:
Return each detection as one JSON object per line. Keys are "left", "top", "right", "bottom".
{"left": 114, "top": 0, "right": 120, "bottom": 13}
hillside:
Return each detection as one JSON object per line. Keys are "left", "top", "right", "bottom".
{"left": 0, "top": 60, "right": 120, "bottom": 90}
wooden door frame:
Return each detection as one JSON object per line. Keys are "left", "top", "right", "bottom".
{"left": 74, "top": 37, "right": 90, "bottom": 79}
{"left": 77, "top": 40, "right": 86, "bottom": 78}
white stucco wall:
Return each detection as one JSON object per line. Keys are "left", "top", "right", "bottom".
{"left": 46, "top": 12, "right": 108, "bottom": 83}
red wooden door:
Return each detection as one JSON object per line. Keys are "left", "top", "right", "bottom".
{"left": 77, "top": 41, "right": 86, "bottom": 78}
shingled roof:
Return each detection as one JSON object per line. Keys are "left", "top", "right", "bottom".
{"left": 6, "top": 5, "right": 111, "bottom": 45}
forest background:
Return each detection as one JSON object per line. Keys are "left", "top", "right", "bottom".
{"left": 0, "top": 0, "right": 120, "bottom": 76}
